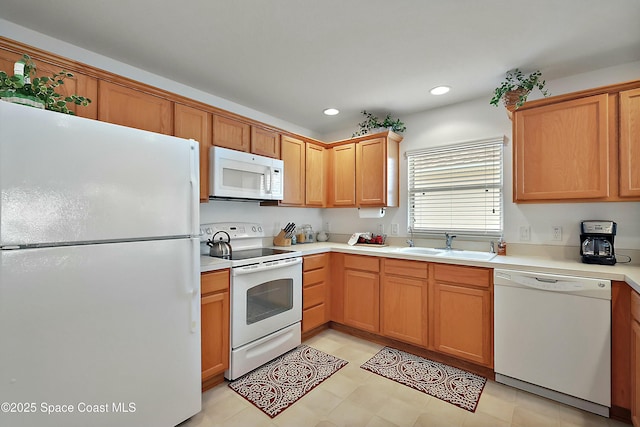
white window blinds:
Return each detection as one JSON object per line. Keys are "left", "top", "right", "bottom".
{"left": 407, "top": 137, "right": 504, "bottom": 238}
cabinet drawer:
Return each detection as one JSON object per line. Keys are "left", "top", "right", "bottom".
{"left": 201, "top": 269, "right": 230, "bottom": 295}
{"left": 303, "top": 303, "right": 326, "bottom": 332}
{"left": 384, "top": 258, "right": 428, "bottom": 279}
{"left": 632, "top": 290, "right": 640, "bottom": 322}
{"left": 344, "top": 254, "right": 380, "bottom": 272}
{"left": 304, "top": 253, "right": 328, "bottom": 271}
{"left": 433, "top": 264, "right": 491, "bottom": 288}
{"left": 303, "top": 283, "right": 326, "bottom": 309}
{"left": 304, "top": 268, "right": 326, "bottom": 287}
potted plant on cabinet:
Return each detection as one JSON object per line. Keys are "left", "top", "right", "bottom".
{"left": 352, "top": 110, "right": 406, "bottom": 137}
{"left": 0, "top": 54, "right": 91, "bottom": 114}
{"left": 490, "top": 68, "right": 549, "bottom": 117}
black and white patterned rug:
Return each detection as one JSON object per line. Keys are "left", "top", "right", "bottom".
{"left": 361, "top": 347, "right": 486, "bottom": 412}
{"left": 229, "top": 345, "right": 348, "bottom": 418}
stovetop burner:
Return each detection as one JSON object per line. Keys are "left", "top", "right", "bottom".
{"left": 200, "top": 222, "right": 302, "bottom": 267}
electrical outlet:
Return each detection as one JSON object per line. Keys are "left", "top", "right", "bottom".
{"left": 552, "top": 226, "right": 562, "bottom": 241}
{"left": 325, "top": 221, "right": 331, "bottom": 232}
{"left": 377, "top": 223, "right": 384, "bottom": 234}
{"left": 519, "top": 225, "right": 531, "bottom": 241}
{"left": 391, "top": 223, "right": 399, "bottom": 235}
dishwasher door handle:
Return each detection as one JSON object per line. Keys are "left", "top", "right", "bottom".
{"left": 535, "top": 277, "right": 558, "bottom": 283}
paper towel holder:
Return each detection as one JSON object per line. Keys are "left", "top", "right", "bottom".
{"left": 358, "top": 207, "right": 386, "bottom": 218}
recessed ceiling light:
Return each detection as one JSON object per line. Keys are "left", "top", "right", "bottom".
{"left": 323, "top": 108, "right": 340, "bottom": 116}
{"left": 430, "top": 86, "right": 451, "bottom": 95}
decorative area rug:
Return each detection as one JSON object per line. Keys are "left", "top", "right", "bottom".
{"left": 229, "top": 345, "right": 348, "bottom": 418}
{"left": 361, "top": 347, "right": 486, "bottom": 412}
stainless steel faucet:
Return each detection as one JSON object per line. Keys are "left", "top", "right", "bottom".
{"left": 445, "top": 232, "right": 456, "bottom": 250}
{"left": 490, "top": 241, "right": 495, "bottom": 254}
{"left": 406, "top": 226, "right": 415, "bottom": 247}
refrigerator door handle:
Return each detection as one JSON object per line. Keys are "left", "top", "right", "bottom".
{"left": 188, "top": 140, "right": 200, "bottom": 236}
{"left": 189, "top": 237, "right": 200, "bottom": 334}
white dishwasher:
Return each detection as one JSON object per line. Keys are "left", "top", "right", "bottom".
{"left": 494, "top": 269, "right": 611, "bottom": 417}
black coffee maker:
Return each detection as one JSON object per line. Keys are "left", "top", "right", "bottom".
{"left": 580, "top": 220, "right": 616, "bottom": 265}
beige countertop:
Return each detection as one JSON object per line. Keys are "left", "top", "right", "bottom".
{"left": 200, "top": 242, "right": 640, "bottom": 293}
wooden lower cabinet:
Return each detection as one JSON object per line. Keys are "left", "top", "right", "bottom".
{"left": 302, "top": 253, "right": 330, "bottom": 333}
{"left": 632, "top": 290, "right": 640, "bottom": 427}
{"left": 429, "top": 264, "right": 493, "bottom": 368}
{"left": 381, "top": 259, "right": 428, "bottom": 346}
{"left": 343, "top": 255, "right": 380, "bottom": 333}
{"left": 200, "top": 269, "right": 230, "bottom": 389}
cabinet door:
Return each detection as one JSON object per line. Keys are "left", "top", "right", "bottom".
{"left": 201, "top": 291, "right": 230, "bottom": 381}
{"left": 513, "top": 94, "right": 610, "bottom": 201}
{"left": 431, "top": 283, "right": 492, "bottom": 367}
{"left": 251, "top": 126, "right": 280, "bottom": 158}
{"left": 343, "top": 269, "right": 379, "bottom": 333}
{"left": 356, "top": 137, "right": 386, "bottom": 206}
{"left": 212, "top": 115, "right": 250, "bottom": 152}
{"left": 174, "top": 104, "right": 212, "bottom": 202}
{"left": 306, "top": 142, "right": 327, "bottom": 207}
{"left": 280, "top": 135, "right": 305, "bottom": 205}
{"left": 98, "top": 80, "right": 173, "bottom": 134}
{"left": 632, "top": 291, "right": 640, "bottom": 427}
{"left": 620, "top": 88, "right": 640, "bottom": 198}
{"left": 381, "top": 274, "right": 427, "bottom": 346}
{"left": 632, "top": 319, "right": 640, "bottom": 427}
{"left": 330, "top": 143, "right": 356, "bottom": 206}
{"left": 0, "top": 49, "right": 98, "bottom": 119}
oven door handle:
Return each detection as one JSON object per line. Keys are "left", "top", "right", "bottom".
{"left": 232, "top": 257, "right": 302, "bottom": 276}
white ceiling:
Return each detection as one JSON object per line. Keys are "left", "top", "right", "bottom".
{"left": 1, "top": 0, "right": 639, "bottom": 135}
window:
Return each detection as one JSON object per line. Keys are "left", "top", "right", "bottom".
{"left": 407, "top": 137, "right": 504, "bottom": 238}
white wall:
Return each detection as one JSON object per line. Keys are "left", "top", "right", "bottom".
{"left": 200, "top": 201, "right": 324, "bottom": 237}
{"left": 323, "top": 61, "right": 640, "bottom": 251}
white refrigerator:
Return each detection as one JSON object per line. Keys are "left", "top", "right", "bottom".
{"left": 0, "top": 101, "right": 201, "bottom": 427}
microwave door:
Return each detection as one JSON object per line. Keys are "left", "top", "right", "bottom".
{"left": 213, "top": 160, "right": 269, "bottom": 199}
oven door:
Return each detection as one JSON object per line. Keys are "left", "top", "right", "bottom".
{"left": 231, "top": 257, "right": 302, "bottom": 348}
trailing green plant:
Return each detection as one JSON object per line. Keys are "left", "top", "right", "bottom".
{"left": 0, "top": 54, "right": 91, "bottom": 114}
{"left": 352, "top": 110, "right": 406, "bottom": 137}
{"left": 490, "top": 68, "right": 549, "bottom": 109}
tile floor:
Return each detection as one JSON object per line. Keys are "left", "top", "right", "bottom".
{"left": 181, "top": 329, "right": 629, "bottom": 427}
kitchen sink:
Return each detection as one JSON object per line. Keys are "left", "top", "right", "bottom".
{"left": 438, "top": 249, "right": 498, "bottom": 261}
{"left": 394, "top": 247, "right": 447, "bottom": 256}
{"left": 394, "top": 247, "right": 497, "bottom": 261}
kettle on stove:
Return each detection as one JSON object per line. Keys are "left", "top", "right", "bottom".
{"left": 207, "top": 231, "right": 232, "bottom": 258}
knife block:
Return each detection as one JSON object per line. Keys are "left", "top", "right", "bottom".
{"left": 273, "top": 230, "right": 291, "bottom": 247}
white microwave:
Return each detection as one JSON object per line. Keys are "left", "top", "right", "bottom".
{"left": 210, "top": 146, "right": 284, "bottom": 201}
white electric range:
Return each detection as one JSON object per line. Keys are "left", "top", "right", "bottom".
{"left": 200, "top": 222, "right": 302, "bottom": 379}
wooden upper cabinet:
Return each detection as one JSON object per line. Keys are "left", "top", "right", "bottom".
{"left": 212, "top": 115, "right": 250, "bottom": 152}
{"left": 329, "top": 132, "right": 400, "bottom": 208}
{"left": 0, "top": 48, "right": 98, "bottom": 119}
{"left": 329, "top": 143, "right": 356, "bottom": 206}
{"left": 305, "top": 142, "right": 327, "bottom": 207}
{"left": 356, "top": 136, "right": 400, "bottom": 207}
{"left": 251, "top": 126, "right": 280, "bottom": 158}
{"left": 174, "top": 104, "right": 212, "bottom": 202}
{"left": 98, "top": 80, "right": 173, "bottom": 134}
{"left": 280, "top": 135, "right": 306, "bottom": 205}
{"left": 513, "top": 94, "right": 610, "bottom": 202}
{"left": 620, "top": 88, "right": 640, "bottom": 198}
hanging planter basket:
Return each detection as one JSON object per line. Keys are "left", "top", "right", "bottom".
{"left": 502, "top": 88, "right": 529, "bottom": 119}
